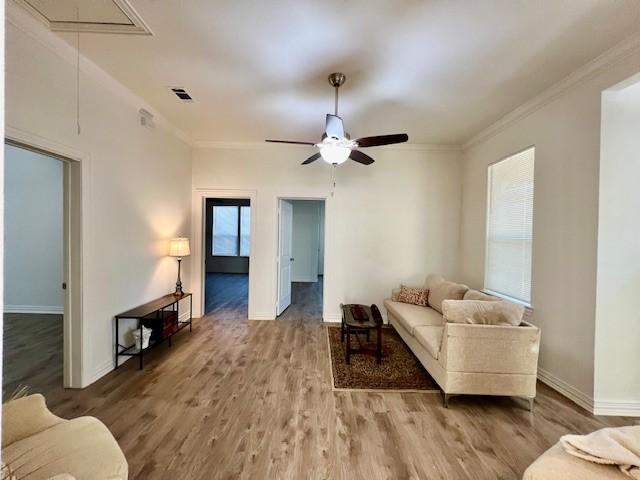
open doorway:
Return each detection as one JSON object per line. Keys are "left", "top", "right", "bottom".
{"left": 203, "top": 198, "right": 251, "bottom": 316}
{"left": 277, "top": 199, "right": 325, "bottom": 320}
{"left": 3, "top": 143, "right": 65, "bottom": 399}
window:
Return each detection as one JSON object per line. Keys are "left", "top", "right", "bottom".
{"left": 212, "top": 205, "right": 250, "bottom": 256}
{"left": 240, "top": 206, "right": 250, "bottom": 257}
{"left": 485, "top": 147, "right": 534, "bottom": 304}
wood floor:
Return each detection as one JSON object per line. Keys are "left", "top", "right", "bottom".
{"left": 204, "top": 273, "right": 249, "bottom": 315}
{"left": 16, "top": 299, "right": 633, "bottom": 479}
{"left": 2, "top": 313, "right": 63, "bottom": 401}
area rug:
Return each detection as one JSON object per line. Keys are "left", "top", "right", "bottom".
{"left": 327, "top": 326, "right": 440, "bottom": 392}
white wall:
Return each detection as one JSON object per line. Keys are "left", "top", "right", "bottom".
{"left": 318, "top": 202, "right": 325, "bottom": 275}
{"left": 5, "top": 5, "right": 192, "bottom": 385}
{"left": 291, "top": 200, "right": 322, "bottom": 283}
{"left": 4, "top": 145, "right": 63, "bottom": 313}
{"left": 594, "top": 75, "right": 640, "bottom": 411}
{"left": 192, "top": 145, "right": 462, "bottom": 321}
{"left": 459, "top": 45, "right": 640, "bottom": 409}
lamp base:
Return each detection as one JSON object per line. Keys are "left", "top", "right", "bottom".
{"left": 173, "top": 257, "right": 184, "bottom": 296}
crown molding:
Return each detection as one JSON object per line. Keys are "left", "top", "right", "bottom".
{"left": 6, "top": 1, "right": 192, "bottom": 146}
{"left": 463, "top": 31, "right": 640, "bottom": 151}
{"left": 193, "top": 140, "right": 461, "bottom": 152}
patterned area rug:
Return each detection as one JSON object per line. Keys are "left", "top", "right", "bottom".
{"left": 327, "top": 326, "right": 440, "bottom": 392}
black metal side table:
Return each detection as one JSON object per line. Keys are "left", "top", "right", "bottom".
{"left": 115, "top": 292, "right": 192, "bottom": 369}
{"left": 340, "top": 303, "right": 383, "bottom": 364}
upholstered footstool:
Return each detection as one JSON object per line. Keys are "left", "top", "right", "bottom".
{"left": 523, "top": 441, "right": 627, "bottom": 479}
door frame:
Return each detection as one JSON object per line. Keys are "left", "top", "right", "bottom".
{"left": 5, "top": 126, "right": 86, "bottom": 389}
{"left": 275, "top": 196, "right": 327, "bottom": 320}
{"left": 191, "top": 188, "right": 258, "bottom": 319}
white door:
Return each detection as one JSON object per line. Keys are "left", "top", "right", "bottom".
{"left": 277, "top": 200, "right": 294, "bottom": 315}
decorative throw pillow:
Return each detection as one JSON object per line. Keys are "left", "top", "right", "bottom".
{"left": 428, "top": 279, "right": 469, "bottom": 314}
{"left": 442, "top": 300, "right": 525, "bottom": 326}
{"left": 396, "top": 285, "right": 429, "bottom": 306}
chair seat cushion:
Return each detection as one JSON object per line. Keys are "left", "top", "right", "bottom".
{"left": 3, "top": 416, "right": 128, "bottom": 480}
{"left": 413, "top": 326, "right": 444, "bottom": 359}
{"left": 384, "top": 300, "right": 443, "bottom": 334}
{"left": 523, "top": 442, "right": 628, "bottom": 480}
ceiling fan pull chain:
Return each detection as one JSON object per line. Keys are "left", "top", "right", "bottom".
{"left": 330, "top": 164, "right": 337, "bottom": 197}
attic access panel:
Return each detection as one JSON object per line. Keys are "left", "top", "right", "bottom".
{"left": 15, "top": 0, "right": 152, "bottom": 34}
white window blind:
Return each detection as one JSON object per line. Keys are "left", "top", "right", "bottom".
{"left": 485, "top": 147, "right": 535, "bottom": 304}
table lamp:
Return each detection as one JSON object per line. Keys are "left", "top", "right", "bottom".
{"left": 168, "top": 237, "right": 190, "bottom": 296}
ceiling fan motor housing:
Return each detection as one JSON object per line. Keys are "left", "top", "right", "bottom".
{"left": 328, "top": 72, "right": 346, "bottom": 88}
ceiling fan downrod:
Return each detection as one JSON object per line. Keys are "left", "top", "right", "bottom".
{"left": 328, "top": 72, "right": 346, "bottom": 117}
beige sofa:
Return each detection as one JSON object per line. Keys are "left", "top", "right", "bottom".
{"left": 2, "top": 394, "right": 128, "bottom": 480}
{"left": 385, "top": 275, "right": 541, "bottom": 409}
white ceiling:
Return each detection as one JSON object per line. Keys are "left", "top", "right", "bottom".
{"left": 53, "top": 0, "right": 640, "bottom": 145}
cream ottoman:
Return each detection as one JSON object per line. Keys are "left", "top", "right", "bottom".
{"left": 523, "top": 441, "right": 627, "bottom": 479}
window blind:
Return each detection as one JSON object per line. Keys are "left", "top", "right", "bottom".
{"left": 485, "top": 147, "right": 535, "bottom": 304}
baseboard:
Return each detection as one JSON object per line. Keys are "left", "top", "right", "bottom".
{"left": 86, "top": 358, "right": 115, "bottom": 387}
{"left": 593, "top": 399, "right": 640, "bottom": 417}
{"left": 4, "top": 304, "right": 64, "bottom": 314}
{"left": 249, "top": 312, "right": 275, "bottom": 320}
{"left": 538, "top": 367, "right": 594, "bottom": 413}
{"left": 323, "top": 313, "right": 341, "bottom": 323}
{"left": 179, "top": 311, "right": 191, "bottom": 322}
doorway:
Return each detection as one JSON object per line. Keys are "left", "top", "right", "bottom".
{"left": 3, "top": 143, "right": 65, "bottom": 399}
{"left": 203, "top": 198, "right": 251, "bottom": 315}
{"left": 277, "top": 199, "right": 325, "bottom": 320}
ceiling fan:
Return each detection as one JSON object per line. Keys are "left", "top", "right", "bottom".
{"left": 266, "top": 73, "right": 409, "bottom": 166}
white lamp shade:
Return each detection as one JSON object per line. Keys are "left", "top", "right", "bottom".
{"left": 168, "top": 237, "right": 190, "bottom": 257}
{"left": 320, "top": 144, "right": 351, "bottom": 165}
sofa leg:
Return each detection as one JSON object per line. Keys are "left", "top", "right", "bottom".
{"left": 443, "top": 393, "right": 450, "bottom": 408}
{"left": 527, "top": 397, "right": 535, "bottom": 413}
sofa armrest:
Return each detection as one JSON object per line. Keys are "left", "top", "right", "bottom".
{"left": 440, "top": 321, "right": 540, "bottom": 375}
{"left": 2, "top": 394, "right": 65, "bottom": 447}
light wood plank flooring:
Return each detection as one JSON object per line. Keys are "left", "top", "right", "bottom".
{"left": 26, "top": 301, "right": 632, "bottom": 479}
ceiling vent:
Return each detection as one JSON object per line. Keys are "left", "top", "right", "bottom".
{"left": 14, "top": 0, "right": 152, "bottom": 35}
{"left": 170, "top": 87, "right": 194, "bottom": 102}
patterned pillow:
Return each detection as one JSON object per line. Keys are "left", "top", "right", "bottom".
{"left": 396, "top": 285, "right": 429, "bottom": 306}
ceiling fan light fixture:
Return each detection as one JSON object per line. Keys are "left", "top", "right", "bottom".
{"left": 319, "top": 144, "right": 351, "bottom": 165}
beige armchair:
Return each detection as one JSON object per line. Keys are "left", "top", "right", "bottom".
{"left": 2, "top": 394, "right": 128, "bottom": 480}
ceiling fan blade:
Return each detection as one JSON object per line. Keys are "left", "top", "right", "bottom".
{"left": 355, "top": 133, "right": 409, "bottom": 148}
{"left": 302, "top": 152, "right": 322, "bottom": 165}
{"left": 325, "top": 114, "right": 344, "bottom": 139}
{"left": 265, "top": 139, "right": 316, "bottom": 146}
{"left": 349, "top": 150, "right": 375, "bottom": 165}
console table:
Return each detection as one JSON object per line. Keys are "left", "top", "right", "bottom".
{"left": 115, "top": 293, "right": 192, "bottom": 369}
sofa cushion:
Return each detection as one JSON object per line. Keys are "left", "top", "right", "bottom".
{"left": 425, "top": 273, "right": 445, "bottom": 289}
{"left": 396, "top": 285, "right": 429, "bottom": 306}
{"left": 3, "top": 416, "right": 128, "bottom": 480}
{"left": 463, "top": 289, "right": 496, "bottom": 301}
{"left": 428, "top": 279, "right": 468, "bottom": 314}
{"left": 442, "top": 299, "right": 525, "bottom": 326}
{"left": 384, "top": 300, "right": 443, "bottom": 334}
{"left": 413, "top": 326, "right": 444, "bottom": 359}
